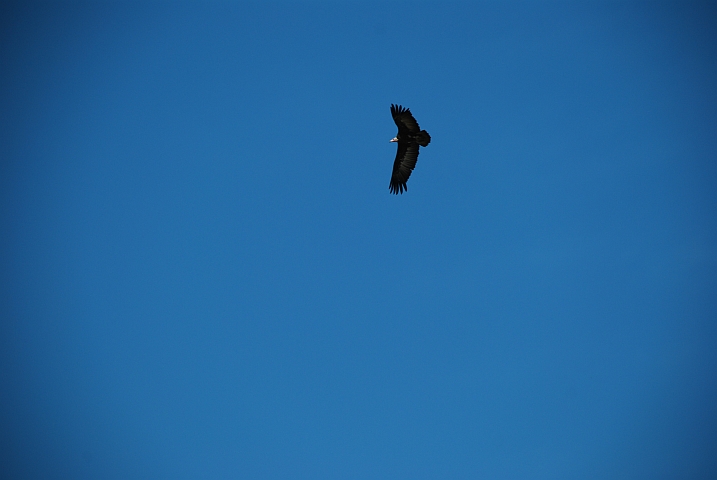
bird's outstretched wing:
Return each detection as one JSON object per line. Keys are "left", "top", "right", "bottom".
{"left": 391, "top": 104, "right": 421, "bottom": 134}
{"left": 389, "top": 141, "right": 420, "bottom": 194}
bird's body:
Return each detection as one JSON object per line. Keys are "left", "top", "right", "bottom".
{"left": 389, "top": 104, "right": 431, "bottom": 194}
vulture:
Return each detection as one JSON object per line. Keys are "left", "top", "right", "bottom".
{"left": 388, "top": 104, "right": 431, "bottom": 194}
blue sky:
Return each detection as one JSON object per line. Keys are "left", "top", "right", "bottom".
{"left": 1, "top": 1, "right": 716, "bottom": 478}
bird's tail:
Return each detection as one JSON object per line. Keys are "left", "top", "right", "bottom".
{"left": 416, "top": 130, "right": 431, "bottom": 147}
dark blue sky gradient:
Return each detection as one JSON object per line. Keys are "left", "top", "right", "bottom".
{"left": 2, "top": 2, "right": 716, "bottom": 478}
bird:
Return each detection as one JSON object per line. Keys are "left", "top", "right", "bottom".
{"left": 388, "top": 104, "right": 431, "bottom": 194}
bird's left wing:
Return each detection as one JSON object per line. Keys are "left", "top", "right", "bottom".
{"left": 391, "top": 104, "right": 421, "bottom": 134}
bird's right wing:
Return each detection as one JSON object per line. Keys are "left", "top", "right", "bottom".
{"left": 389, "top": 141, "right": 420, "bottom": 194}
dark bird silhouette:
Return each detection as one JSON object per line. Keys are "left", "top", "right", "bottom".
{"left": 389, "top": 104, "right": 431, "bottom": 194}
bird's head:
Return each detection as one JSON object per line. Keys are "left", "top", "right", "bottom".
{"left": 390, "top": 137, "right": 398, "bottom": 142}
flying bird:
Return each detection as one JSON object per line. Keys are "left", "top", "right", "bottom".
{"left": 388, "top": 104, "right": 431, "bottom": 194}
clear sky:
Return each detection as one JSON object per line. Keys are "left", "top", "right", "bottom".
{"left": 1, "top": 1, "right": 716, "bottom": 478}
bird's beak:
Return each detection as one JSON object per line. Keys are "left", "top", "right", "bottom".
{"left": 390, "top": 137, "right": 398, "bottom": 142}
